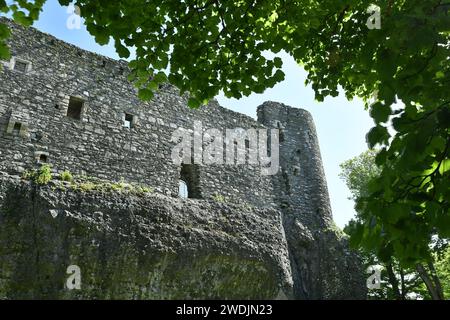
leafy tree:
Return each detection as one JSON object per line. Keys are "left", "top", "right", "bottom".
{"left": 1, "top": 0, "right": 449, "bottom": 298}
{"left": 340, "top": 150, "right": 381, "bottom": 200}
{"left": 341, "top": 151, "right": 449, "bottom": 300}
{"left": 341, "top": 151, "right": 422, "bottom": 300}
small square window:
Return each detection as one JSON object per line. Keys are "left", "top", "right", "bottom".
{"left": 39, "top": 154, "right": 48, "bottom": 163}
{"left": 123, "top": 113, "right": 134, "bottom": 128}
{"left": 14, "top": 60, "right": 29, "bottom": 73}
{"left": 6, "top": 120, "right": 28, "bottom": 138}
{"left": 67, "top": 97, "right": 84, "bottom": 120}
{"left": 35, "top": 152, "right": 49, "bottom": 164}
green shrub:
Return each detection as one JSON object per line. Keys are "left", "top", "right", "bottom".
{"left": 35, "top": 164, "right": 52, "bottom": 185}
{"left": 60, "top": 170, "right": 73, "bottom": 182}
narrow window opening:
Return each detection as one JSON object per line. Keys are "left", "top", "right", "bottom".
{"left": 277, "top": 122, "right": 285, "bottom": 143}
{"left": 13, "top": 122, "right": 22, "bottom": 135}
{"left": 245, "top": 139, "right": 250, "bottom": 161}
{"left": 67, "top": 97, "right": 84, "bottom": 120}
{"left": 233, "top": 140, "right": 239, "bottom": 161}
{"left": 180, "top": 164, "right": 201, "bottom": 199}
{"left": 123, "top": 113, "right": 134, "bottom": 128}
{"left": 282, "top": 169, "right": 291, "bottom": 194}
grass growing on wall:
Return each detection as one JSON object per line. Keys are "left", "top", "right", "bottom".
{"left": 21, "top": 168, "right": 155, "bottom": 195}
{"left": 22, "top": 164, "right": 52, "bottom": 185}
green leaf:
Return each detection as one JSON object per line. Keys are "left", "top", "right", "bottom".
{"left": 93, "top": 27, "right": 110, "bottom": 45}
{"left": 273, "top": 57, "right": 283, "bottom": 68}
{"left": 366, "top": 126, "right": 389, "bottom": 148}
{"left": 153, "top": 71, "right": 167, "bottom": 83}
{"left": 375, "top": 149, "right": 388, "bottom": 166}
{"left": 115, "top": 41, "right": 130, "bottom": 58}
{"left": 435, "top": 71, "right": 445, "bottom": 79}
{"left": 370, "top": 102, "right": 391, "bottom": 124}
{"left": 0, "top": 23, "right": 10, "bottom": 39}
{"left": 12, "top": 11, "right": 31, "bottom": 26}
{"left": 138, "top": 88, "right": 154, "bottom": 101}
{"left": 187, "top": 97, "right": 201, "bottom": 109}
{"left": 128, "top": 60, "right": 138, "bottom": 69}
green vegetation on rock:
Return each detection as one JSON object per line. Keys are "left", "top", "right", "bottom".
{"left": 22, "top": 164, "right": 52, "bottom": 185}
{"left": 60, "top": 170, "right": 73, "bottom": 183}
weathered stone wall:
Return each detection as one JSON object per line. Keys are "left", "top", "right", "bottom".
{"left": 0, "top": 17, "right": 273, "bottom": 207}
{"left": 0, "top": 18, "right": 367, "bottom": 299}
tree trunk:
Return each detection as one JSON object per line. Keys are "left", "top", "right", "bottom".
{"left": 428, "top": 262, "right": 445, "bottom": 300}
{"left": 416, "top": 263, "right": 444, "bottom": 300}
{"left": 400, "top": 268, "right": 407, "bottom": 300}
{"left": 386, "top": 263, "right": 402, "bottom": 299}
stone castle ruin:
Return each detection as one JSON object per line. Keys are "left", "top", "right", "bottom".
{"left": 0, "top": 18, "right": 365, "bottom": 299}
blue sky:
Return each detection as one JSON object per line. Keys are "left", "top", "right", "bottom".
{"left": 4, "top": 1, "right": 374, "bottom": 228}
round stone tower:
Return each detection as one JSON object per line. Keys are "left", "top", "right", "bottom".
{"left": 258, "top": 101, "right": 366, "bottom": 300}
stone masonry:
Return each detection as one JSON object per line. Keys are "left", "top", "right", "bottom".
{"left": 0, "top": 17, "right": 366, "bottom": 299}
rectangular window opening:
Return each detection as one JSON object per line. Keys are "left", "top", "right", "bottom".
{"left": 13, "top": 122, "right": 22, "bottom": 135}
{"left": 123, "top": 113, "right": 134, "bottom": 128}
{"left": 180, "top": 164, "right": 201, "bottom": 199}
{"left": 67, "top": 97, "right": 84, "bottom": 120}
{"left": 14, "top": 60, "right": 29, "bottom": 73}
{"left": 39, "top": 154, "right": 48, "bottom": 163}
